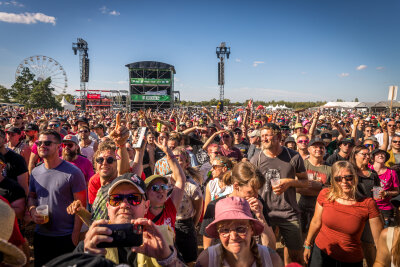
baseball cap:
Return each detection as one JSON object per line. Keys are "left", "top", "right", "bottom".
{"left": 6, "top": 127, "right": 21, "bottom": 134}
{"left": 338, "top": 138, "right": 355, "bottom": 146}
{"left": 108, "top": 173, "right": 146, "bottom": 195}
{"left": 309, "top": 138, "right": 325, "bottom": 146}
{"left": 284, "top": 136, "right": 296, "bottom": 145}
{"left": 233, "top": 127, "right": 242, "bottom": 133}
{"left": 365, "top": 136, "right": 378, "bottom": 143}
{"left": 207, "top": 123, "right": 217, "bottom": 129}
{"left": 62, "top": 134, "right": 79, "bottom": 145}
{"left": 294, "top": 123, "right": 303, "bottom": 129}
{"left": 320, "top": 131, "right": 332, "bottom": 140}
{"left": 144, "top": 175, "right": 168, "bottom": 187}
{"left": 26, "top": 123, "right": 39, "bottom": 131}
{"left": 93, "top": 124, "right": 105, "bottom": 130}
{"left": 249, "top": 129, "right": 261, "bottom": 137}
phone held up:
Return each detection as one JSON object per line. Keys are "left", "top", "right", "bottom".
{"left": 97, "top": 223, "right": 143, "bottom": 248}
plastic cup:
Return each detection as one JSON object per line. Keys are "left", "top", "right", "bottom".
{"left": 372, "top": 186, "right": 382, "bottom": 199}
{"left": 36, "top": 205, "right": 49, "bottom": 223}
{"left": 271, "top": 178, "right": 280, "bottom": 194}
{"left": 307, "top": 173, "right": 314, "bottom": 180}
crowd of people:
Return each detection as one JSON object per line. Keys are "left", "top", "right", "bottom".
{"left": 1, "top": 105, "right": 400, "bottom": 267}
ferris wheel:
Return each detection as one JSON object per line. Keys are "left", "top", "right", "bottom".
{"left": 15, "top": 55, "right": 68, "bottom": 94}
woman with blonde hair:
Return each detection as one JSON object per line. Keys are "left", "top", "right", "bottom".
{"left": 196, "top": 196, "right": 282, "bottom": 267}
{"left": 304, "top": 161, "right": 383, "bottom": 267}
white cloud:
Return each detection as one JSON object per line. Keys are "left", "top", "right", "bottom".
{"left": 235, "top": 58, "right": 241, "bottom": 63}
{"left": 253, "top": 61, "right": 264, "bottom": 67}
{"left": 0, "top": 12, "right": 56, "bottom": 25}
{"left": 376, "top": 66, "right": 384, "bottom": 70}
{"left": 109, "top": 10, "right": 120, "bottom": 16}
{"left": 230, "top": 87, "right": 314, "bottom": 101}
{"left": 0, "top": 1, "right": 24, "bottom": 7}
{"left": 356, "top": 64, "right": 367, "bottom": 70}
{"left": 99, "top": 6, "right": 120, "bottom": 16}
{"left": 338, "top": 73, "right": 350, "bottom": 78}
{"left": 116, "top": 80, "right": 128, "bottom": 85}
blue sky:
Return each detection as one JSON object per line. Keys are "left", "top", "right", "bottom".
{"left": 0, "top": 0, "right": 399, "bottom": 102}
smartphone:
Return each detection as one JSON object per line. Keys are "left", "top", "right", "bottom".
{"left": 132, "top": 127, "right": 147, "bottom": 149}
{"left": 97, "top": 223, "right": 143, "bottom": 248}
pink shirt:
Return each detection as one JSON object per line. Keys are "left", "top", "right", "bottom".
{"left": 370, "top": 166, "right": 399, "bottom": 210}
{"left": 71, "top": 155, "right": 95, "bottom": 183}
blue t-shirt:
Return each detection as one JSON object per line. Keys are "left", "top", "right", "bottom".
{"left": 29, "top": 160, "right": 86, "bottom": 236}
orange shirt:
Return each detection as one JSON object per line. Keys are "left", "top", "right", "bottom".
{"left": 315, "top": 188, "right": 380, "bottom": 263}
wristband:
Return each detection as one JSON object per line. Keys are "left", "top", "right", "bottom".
{"left": 157, "top": 246, "right": 177, "bottom": 266}
{"left": 29, "top": 206, "right": 36, "bottom": 214}
{"left": 304, "top": 245, "right": 312, "bottom": 250}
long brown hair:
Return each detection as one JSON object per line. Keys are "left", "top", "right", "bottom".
{"left": 327, "top": 161, "right": 358, "bottom": 202}
{"left": 349, "top": 145, "right": 369, "bottom": 172}
{"left": 173, "top": 146, "right": 202, "bottom": 184}
{"left": 222, "top": 161, "right": 265, "bottom": 191}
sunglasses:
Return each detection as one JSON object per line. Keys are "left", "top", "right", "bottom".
{"left": 297, "top": 140, "right": 309, "bottom": 144}
{"left": 388, "top": 125, "right": 395, "bottom": 127}
{"left": 334, "top": 175, "right": 354, "bottom": 182}
{"left": 109, "top": 193, "right": 143, "bottom": 207}
{"left": 36, "top": 140, "right": 57, "bottom": 147}
{"left": 223, "top": 135, "right": 231, "bottom": 138}
{"left": 212, "top": 164, "right": 225, "bottom": 169}
{"left": 358, "top": 152, "right": 370, "bottom": 157}
{"left": 151, "top": 184, "right": 170, "bottom": 192}
{"left": 95, "top": 156, "right": 117, "bottom": 164}
{"left": 218, "top": 225, "right": 249, "bottom": 238}
{"left": 49, "top": 124, "right": 59, "bottom": 128}
{"left": 392, "top": 140, "right": 400, "bottom": 144}
{"left": 62, "top": 143, "right": 74, "bottom": 148}
{"left": 79, "top": 129, "right": 89, "bottom": 133}
{"left": 234, "top": 132, "right": 242, "bottom": 135}
{"left": 364, "top": 144, "right": 374, "bottom": 148}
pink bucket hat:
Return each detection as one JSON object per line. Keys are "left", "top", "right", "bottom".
{"left": 205, "top": 197, "right": 264, "bottom": 238}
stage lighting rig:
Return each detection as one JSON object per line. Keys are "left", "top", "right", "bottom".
{"left": 216, "top": 42, "right": 230, "bottom": 112}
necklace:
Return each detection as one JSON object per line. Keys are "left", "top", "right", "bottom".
{"left": 150, "top": 205, "right": 165, "bottom": 209}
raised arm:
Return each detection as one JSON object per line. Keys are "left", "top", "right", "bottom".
{"left": 307, "top": 111, "right": 319, "bottom": 140}
{"left": 203, "top": 107, "right": 223, "bottom": 131}
{"left": 154, "top": 139, "right": 186, "bottom": 210}
{"left": 202, "top": 130, "right": 225, "bottom": 151}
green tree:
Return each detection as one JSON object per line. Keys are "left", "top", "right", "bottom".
{"left": 29, "top": 78, "right": 61, "bottom": 109}
{"left": 0, "top": 85, "right": 11, "bottom": 103}
{"left": 10, "top": 67, "right": 35, "bottom": 104}
{"left": 11, "top": 68, "right": 61, "bottom": 109}
{"left": 354, "top": 97, "right": 359, "bottom": 102}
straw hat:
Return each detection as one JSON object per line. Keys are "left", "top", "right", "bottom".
{"left": 0, "top": 200, "right": 27, "bottom": 266}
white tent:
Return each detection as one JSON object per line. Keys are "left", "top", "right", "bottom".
{"left": 60, "top": 97, "right": 75, "bottom": 111}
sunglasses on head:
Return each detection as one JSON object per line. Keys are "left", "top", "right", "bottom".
{"left": 334, "top": 175, "right": 354, "bottom": 182}
{"left": 95, "top": 156, "right": 117, "bottom": 164}
{"left": 151, "top": 184, "right": 170, "bottom": 192}
{"left": 36, "top": 140, "right": 57, "bottom": 147}
{"left": 109, "top": 193, "right": 143, "bottom": 207}
{"left": 62, "top": 143, "right": 74, "bottom": 148}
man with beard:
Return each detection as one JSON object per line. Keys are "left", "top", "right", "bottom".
{"left": 78, "top": 126, "right": 98, "bottom": 164}
{"left": 250, "top": 123, "right": 307, "bottom": 265}
{"left": 62, "top": 135, "right": 94, "bottom": 184}
{"left": 28, "top": 130, "right": 86, "bottom": 267}
{"left": 6, "top": 126, "right": 30, "bottom": 165}
{"left": 25, "top": 123, "right": 39, "bottom": 148}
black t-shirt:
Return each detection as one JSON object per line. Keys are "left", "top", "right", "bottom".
{"left": 0, "top": 177, "right": 26, "bottom": 203}
{"left": 3, "top": 149, "right": 28, "bottom": 182}
{"left": 325, "top": 152, "right": 348, "bottom": 166}
{"left": 154, "top": 147, "right": 165, "bottom": 162}
{"left": 200, "top": 195, "right": 270, "bottom": 238}
{"left": 356, "top": 170, "right": 381, "bottom": 199}
{"left": 234, "top": 141, "right": 249, "bottom": 157}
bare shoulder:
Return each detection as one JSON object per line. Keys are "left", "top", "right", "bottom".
{"left": 195, "top": 249, "right": 209, "bottom": 267}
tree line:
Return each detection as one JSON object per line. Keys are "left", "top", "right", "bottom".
{"left": 179, "top": 99, "right": 327, "bottom": 109}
